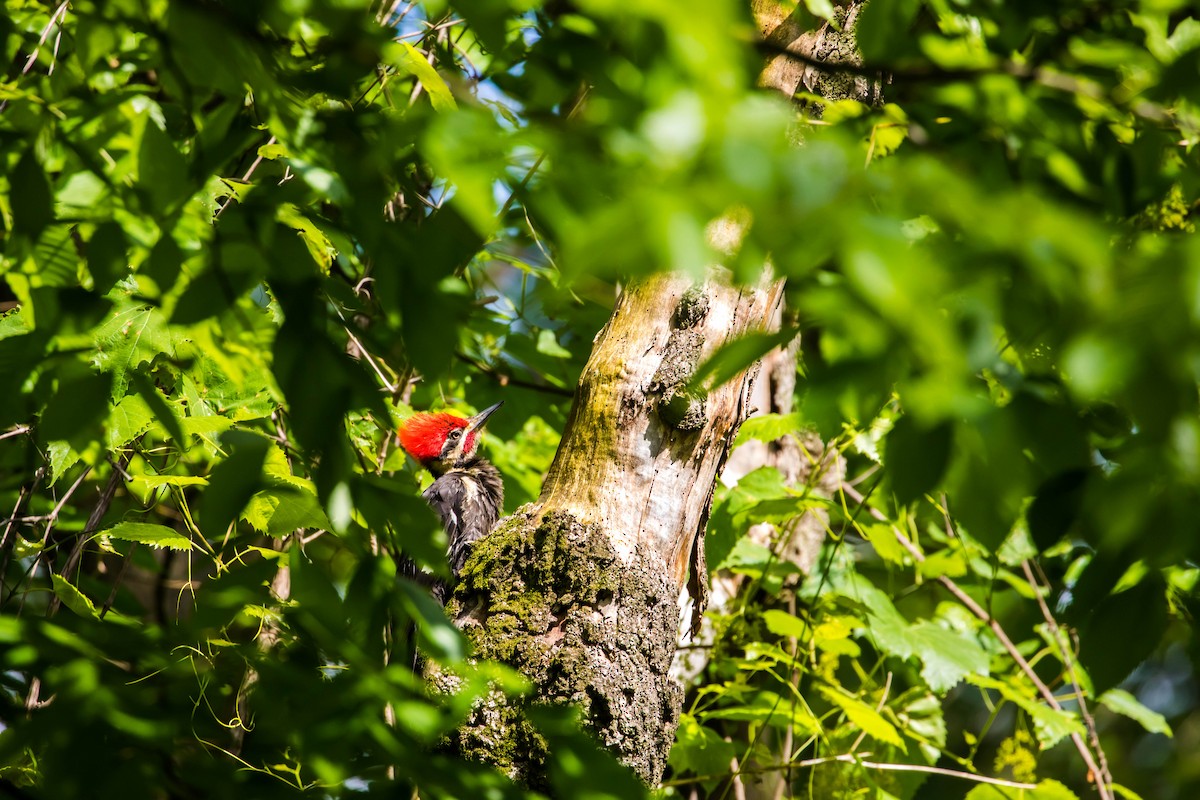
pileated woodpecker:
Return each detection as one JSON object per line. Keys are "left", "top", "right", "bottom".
{"left": 397, "top": 402, "right": 504, "bottom": 600}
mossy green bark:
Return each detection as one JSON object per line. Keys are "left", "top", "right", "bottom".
{"left": 443, "top": 506, "right": 682, "bottom": 785}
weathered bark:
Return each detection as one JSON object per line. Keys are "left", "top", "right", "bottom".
{"left": 440, "top": 273, "right": 784, "bottom": 784}
{"left": 753, "top": 0, "right": 882, "bottom": 111}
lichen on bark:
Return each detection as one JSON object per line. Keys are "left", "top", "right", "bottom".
{"left": 444, "top": 506, "right": 683, "bottom": 784}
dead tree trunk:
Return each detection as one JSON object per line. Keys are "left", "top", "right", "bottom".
{"left": 442, "top": 272, "right": 784, "bottom": 784}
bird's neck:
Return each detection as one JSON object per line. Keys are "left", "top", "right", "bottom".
{"left": 428, "top": 455, "right": 493, "bottom": 479}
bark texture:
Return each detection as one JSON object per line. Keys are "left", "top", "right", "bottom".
{"left": 441, "top": 273, "right": 785, "bottom": 785}
{"left": 754, "top": 0, "right": 882, "bottom": 110}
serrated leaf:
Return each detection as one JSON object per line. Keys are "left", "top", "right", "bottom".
{"left": 52, "top": 574, "right": 99, "bottom": 618}
{"left": 908, "top": 620, "right": 989, "bottom": 691}
{"left": 102, "top": 521, "right": 193, "bottom": 551}
{"left": 131, "top": 373, "right": 187, "bottom": 447}
{"left": 819, "top": 686, "right": 905, "bottom": 751}
{"left": 844, "top": 579, "right": 913, "bottom": 658}
{"left": 968, "top": 675, "right": 1085, "bottom": 749}
{"left": 106, "top": 393, "right": 154, "bottom": 450}
{"left": 94, "top": 303, "right": 174, "bottom": 399}
{"left": 1098, "top": 689, "right": 1172, "bottom": 737}
{"left": 733, "top": 412, "right": 804, "bottom": 447}
{"left": 46, "top": 441, "right": 81, "bottom": 483}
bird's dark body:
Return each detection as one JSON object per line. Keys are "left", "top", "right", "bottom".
{"left": 423, "top": 459, "right": 504, "bottom": 578}
{"left": 397, "top": 402, "right": 505, "bottom": 606}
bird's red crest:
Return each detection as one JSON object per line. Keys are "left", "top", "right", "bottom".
{"left": 398, "top": 412, "right": 469, "bottom": 462}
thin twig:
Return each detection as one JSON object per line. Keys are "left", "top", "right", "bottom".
{"left": 232, "top": 535, "right": 293, "bottom": 753}
{"left": 0, "top": 425, "right": 31, "bottom": 442}
{"left": 454, "top": 351, "right": 574, "bottom": 398}
{"left": 215, "top": 136, "right": 277, "bottom": 218}
{"left": 3, "top": 466, "right": 92, "bottom": 608}
{"left": 1022, "top": 559, "right": 1113, "bottom": 789}
{"left": 50, "top": 454, "right": 131, "bottom": 614}
{"left": 0, "top": 479, "right": 36, "bottom": 594}
{"left": 664, "top": 751, "right": 1040, "bottom": 791}
{"left": 20, "top": 1, "right": 69, "bottom": 76}
{"left": 99, "top": 543, "right": 137, "bottom": 619}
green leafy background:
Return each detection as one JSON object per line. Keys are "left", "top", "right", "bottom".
{"left": 1, "top": 0, "right": 1198, "bottom": 798}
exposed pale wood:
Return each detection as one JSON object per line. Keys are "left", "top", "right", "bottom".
{"left": 445, "top": 272, "right": 784, "bottom": 784}
{"left": 539, "top": 272, "right": 785, "bottom": 587}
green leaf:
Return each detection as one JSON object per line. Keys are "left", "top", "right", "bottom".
{"left": 916, "top": 548, "right": 969, "bottom": 580}
{"left": 137, "top": 114, "right": 191, "bottom": 213}
{"left": 51, "top": 574, "right": 98, "bottom": 618}
{"left": 907, "top": 621, "right": 989, "bottom": 692}
{"left": 691, "top": 328, "right": 799, "bottom": 391}
{"left": 1079, "top": 574, "right": 1170, "bottom": 694}
{"left": 1027, "top": 469, "right": 1088, "bottom": 552}
{"left": 101, "top": 521, "right": 193, "bottom": 551}
{"left": 861, "top": 523, "right": 910, "bottom": 565}
{"left": 94, "top": 303, "right": 174, "bottom": 399}
{"left": 40, "top": 371, "right": 113, "bottom": 442}
{"left": 1098, "top": 689, "right": 1173, "bottom": 737}
{"left": 33, "top": 225, "right": 81, "bottom": 286}
{"left": 761, "top": 608, "right": 809, "bottom": 639}
{"left": 803, "top": 0, "right": 836, "bottom": 21}
{"left": 106, "top": 393, "right": 154, "bottom": 450}
{"left": 392, "top": 41, "right": 457, "bottom": 111}
{"left": 701, "top": 691, "right": 819, "bottom": 734}
{"left": 86, "top": 222, "right": 129, "bottom": 292}
{"left": 131, "top": 372, "right": 187, "bottom": 446}
{"left": 819, "top": 685, "right": 906, "bottom": 751}
{"left": 533, "top": 705, "right": 649, "bottom": 800}
{"left": 733, "top": 412, "right": 804, "bottom": 447}
{"left": 394, "top": 579, "right": 466, "bottom": 663}
{"left": 200, "top": 431, "right": 271, "bottom": 538}
{"left": 968, "top": 675, "right": 1085, "bottom": 749}
{"left": 670, "top": 713, "right": 737, "bottom": 777}
{"left": 856, "top": 0, "right": 921, "bottom": 62}
{"left": 536, "top": 328, "right": 572, "bottom": 359}
{"left": 11, "top": 150, "right": 54, "bottom": 239}
{"left": 1030, "top": 779, "right": 1081, "bottom": 800}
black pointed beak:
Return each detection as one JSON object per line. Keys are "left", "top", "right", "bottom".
{"left": 465, "top": 401, "right": 503, "bottom": 433}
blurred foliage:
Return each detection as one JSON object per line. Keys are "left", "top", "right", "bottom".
{"left": 0, "top": 0, "right": 1197, "bottom": 798}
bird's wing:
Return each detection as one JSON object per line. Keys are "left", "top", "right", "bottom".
{"left": 423, "top": 477, "right": 464, "bottom": 542}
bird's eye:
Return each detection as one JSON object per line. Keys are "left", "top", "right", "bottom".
{"left": 448, "top": 429, "right": 462, "bottom": 441}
